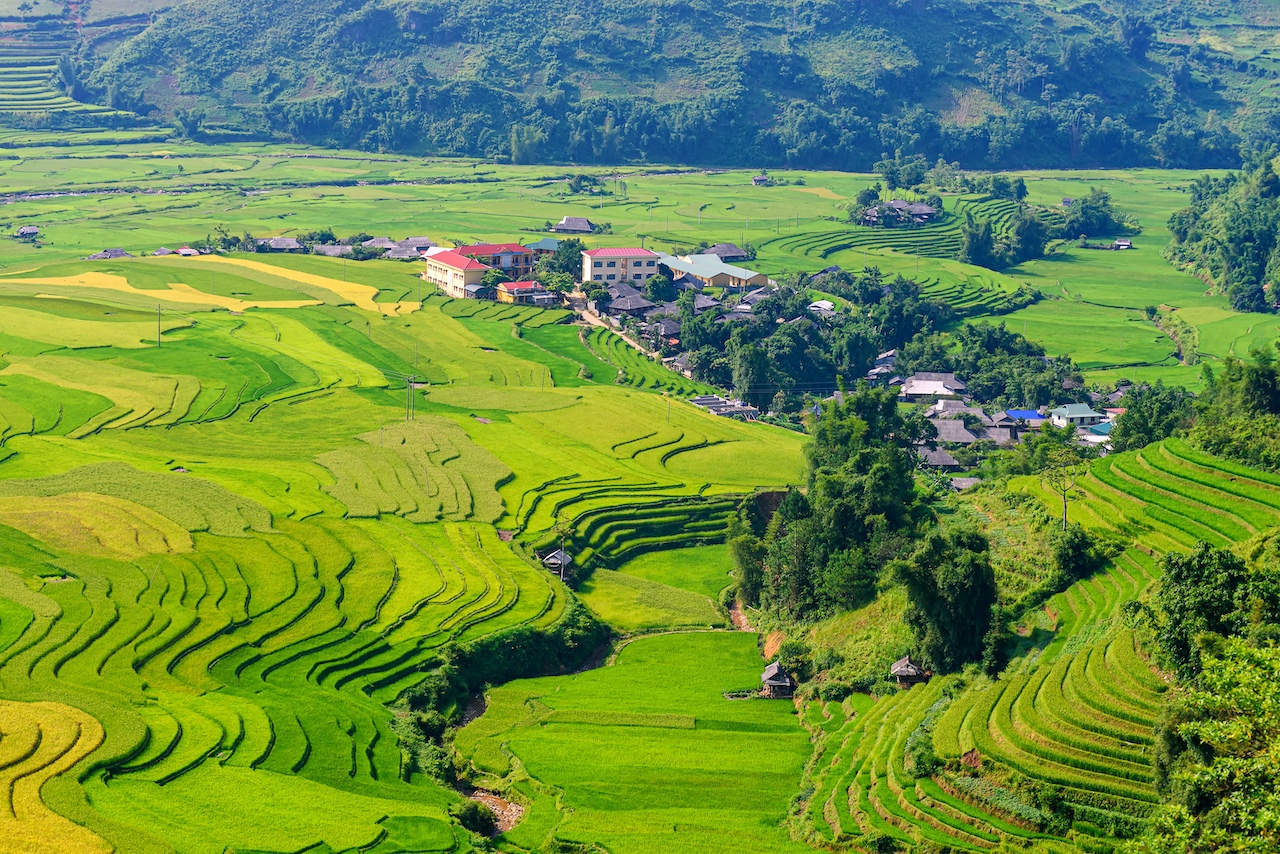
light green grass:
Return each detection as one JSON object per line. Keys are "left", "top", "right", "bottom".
{"left": 461, "top": 632, "right": 813, "bottom": 854}
{"left": 578, "top": 569, "right": 724, "bottom": 632}
{"left": 615, "top": 544, "right": 736, "bottom": 599}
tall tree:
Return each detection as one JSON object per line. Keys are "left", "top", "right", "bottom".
{"left": 893, "top": 524, "right": 998, "bottom": 672}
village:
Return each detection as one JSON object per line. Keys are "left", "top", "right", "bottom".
{"left": 56, "top": 202, "right": 1126, "bottom": 493}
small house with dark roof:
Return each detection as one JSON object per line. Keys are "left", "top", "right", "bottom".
{"left": 891, "top": 656, "right": 928, "bottom": 687}
{"left": 382, "top": 246, "right": 421, "bottom": 261}
{"left": 15, "top": 225, "right": 39, "bottom": 238}
{"left": 701, "top": 243, "right": 750, "bottom": 262}
{"left": 761, "top": 662, "right": 795, "bottom": 698}
{"left": 256, "top": 237, "right": 303, "bottom": 252}
{"left": 87, "top": 248, "right": 135, "bottom": 260}
{"left": 1112, "top": 238, "right": 1132, "bottom": 250}
{"left": 542, "top": 549, "right": 572, "bottom": 573}
{"left": 399, "top": 236, "right": 437, "bottom": 251}
{"left": 313, "top": 244, "right": 354, "bottom": 257}
{"left": 177, "top": 246, "right": 201, "bottom": 257}
{"left": 929, "top": 418, "right": 980, "bottom": 445}
{"left": 751, "top": 174, "right": 770, "bottom": 187}
{"left": 361, "top": 236, "right": 399, "bottom": 249}
{"left": 152, "top": 247, "right": 175, "bottom": 256}
{"left": 950, "top": 477, "right": 982, "bottom": 492}
{"left": 917, "top": 446, "right": 961, "bottom": 472}
{"left": 551, "top": 216, "right": 596, "bottom": 234}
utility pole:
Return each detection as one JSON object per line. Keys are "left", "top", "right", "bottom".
{"left": 157, "top": 304, "right": 161, "bottom": 348}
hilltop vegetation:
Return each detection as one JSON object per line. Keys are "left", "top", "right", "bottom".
{"left": 33, "top": 0, "right": 1271, "bottom": 168}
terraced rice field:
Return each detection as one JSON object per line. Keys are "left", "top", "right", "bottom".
{"left": 0, "top": 253, "right": 807, "bottom": 852}
{"left": 0, "top": 26, "right": 121, "bottom": 116}
{"left": 797, "top": 437, "right": 1280, "bottom": 853}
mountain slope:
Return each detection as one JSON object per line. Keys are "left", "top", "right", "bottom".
{"left": 57, "top": 0, "right": 1280, "bottom": 166}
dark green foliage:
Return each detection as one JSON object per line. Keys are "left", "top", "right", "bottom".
{"left": 1165, "top": 162, "right": 1280, "bottom": 313}
{"left": 83, "top": 0, "right": 1247, "bottom": 169}
{"left": 816, "top": 680, "right": 851, "bottom": 702}
{"left": 991, "top": 422, "right": 1094, "bottom": 477}
{"left": 539, "top": 238, "right": 586, "bottom": 277}
{"left": 729, "top": 531, "right": 765, "bottom": 606}
{"left": 403, "top": 598, "right": 609, "bottom": 722}
{"left": 893, "top": 524, "right": 998, "bottom": 673}
{"left": 642, "top": 273, "right": 675, "bottom": 303}
{"left": 1061, "top": 188, "right": 1128, "bottom": 238}
{"left": 1155, "top": 542, "right": 1250, "bottom": 678}
{"left": 1110, "top": 381, "right": 1196, "bottom": 452}
{"left": 1140, "top": 641, "right": 1280, "bottom": 854}
{"left": 450, "top": 799, "right": 496, "bottom": 836}
{"left": 683, "top": 271, "right": 951, "bottom": 406}
{"left": 1191, "top": 345, "right": 1280, "bottom": 471}
{"left": 895, "top": 321, "right": 1081, "bottom": 409}
{"left": 751, "top": 384, "right": 931, "bottom": 619}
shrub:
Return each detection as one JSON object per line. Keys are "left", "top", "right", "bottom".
{"left": 818, "top": 680, "right": 852, "bottom": 702}
{"left": 451, "top": 799, "right": 496, "bottom": 836}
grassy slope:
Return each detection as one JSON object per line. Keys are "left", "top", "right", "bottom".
{"left": 458, "top": 632, "right": 813, "bottom": 854}
{"left": 0, "top": 237, "right": 808, "bottom": 853}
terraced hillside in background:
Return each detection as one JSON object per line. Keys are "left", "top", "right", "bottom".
{"left": 0, "top": 252, "right": 807, "bottom": 853}
{"left": 795, "top": 437, "right": 1280, "bottom": 853}
{"left": 0, "top": 22, "right": 120, "bottom": 116}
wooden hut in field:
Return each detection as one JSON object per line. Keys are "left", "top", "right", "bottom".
{"left": 542, "top": 549, "right": 573, "bottom": 579}
{"left": 761, "top": 662, "right": 795, "bottom": 698}
{"left": 891, "top": 656, "right": 928, "bottom": 687}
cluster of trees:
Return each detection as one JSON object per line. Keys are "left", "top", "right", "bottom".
{"left": 680, "top": 269, "right": 952, "bottom": 411}
{"left": 730, "top": 383, "right": 1008, "bottom": 674}
{"left": 1191, "top": 344, "right": 1280, "bottom": 471}
{"left": 1166, "top": 158, "right": 1280, "bottom": 312}
{"left": 81, "top": 0, "right": 1257, "bottom": 170}
{"left": 1125, "top": 534, "right": 1280, "bottom": 854}
{"left": 895, "top": 322, "right": 1082, "bottom": 410}
{"left": 958, "top": 187, "right": 1129, "bottom": 270}
{"left": 731, "top": 384, "right": 934, "bottom": 618}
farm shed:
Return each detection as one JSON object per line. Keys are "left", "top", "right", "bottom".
{"left": 891, "top": 656, "right": 928, "bottom": 687}
{"left": 761, "top": 662, "right": 795, "bottom": 698}
{"left": 542, "top": 549, "right": 573, "bottom": 574}
{"left": 916, "top": 446, "right": 961, "bottom": 472}
{"left": 255, "top": 237, "right": 303, "bottom": 252}
{"left": 701, "top": 242, "right": 750, "bottom": 262}
{"left": 15, "top": 225, "right": 38, "bottom": 237}
{"left": 87, "top": 248, "right": 134, "bottom": 260}
{"left": 551, "top": 216, "right": 595, "bottom": 233}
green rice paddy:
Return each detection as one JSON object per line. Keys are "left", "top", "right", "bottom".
{"left": 0, "top": 141, "right": 1277, "bottom": 853}
{"left": 0, "top": 239, "right": 807, "bottom": 851}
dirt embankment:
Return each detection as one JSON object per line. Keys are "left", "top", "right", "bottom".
{"left": 468, "top": 790, "right": 525, "bottom": 834}
{"left": 729, "top": 600, "right": 753, "bottom": 631}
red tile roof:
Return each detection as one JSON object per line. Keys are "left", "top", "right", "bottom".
{"left": 429, "top": 250, "right": 490, "bottom": 271}
{"left": 582, "top": 247, "right": 658, "bottom": 258}
{"left": 500, "top": 280, "right": 543, "bottom": 291}
{"left": 455, "top": 243, "right": 529, "bottom": 256}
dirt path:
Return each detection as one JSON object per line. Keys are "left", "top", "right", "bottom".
{"left": 729, "top": 600, "right": 753, "bottom": 631}
{"left": 578, "top": 313, "right": 654, "bottom": 357}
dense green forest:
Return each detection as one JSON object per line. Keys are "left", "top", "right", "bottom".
{"left": 1166, "top": 155, "right": 1280, "bottom": 311}
{"left": 55, "top": 0, "right": 1280, "bottom": 167}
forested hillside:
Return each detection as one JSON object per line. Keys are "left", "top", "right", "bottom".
{"left": 42, "top": 0, "right": 1280, "bottom": 167}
